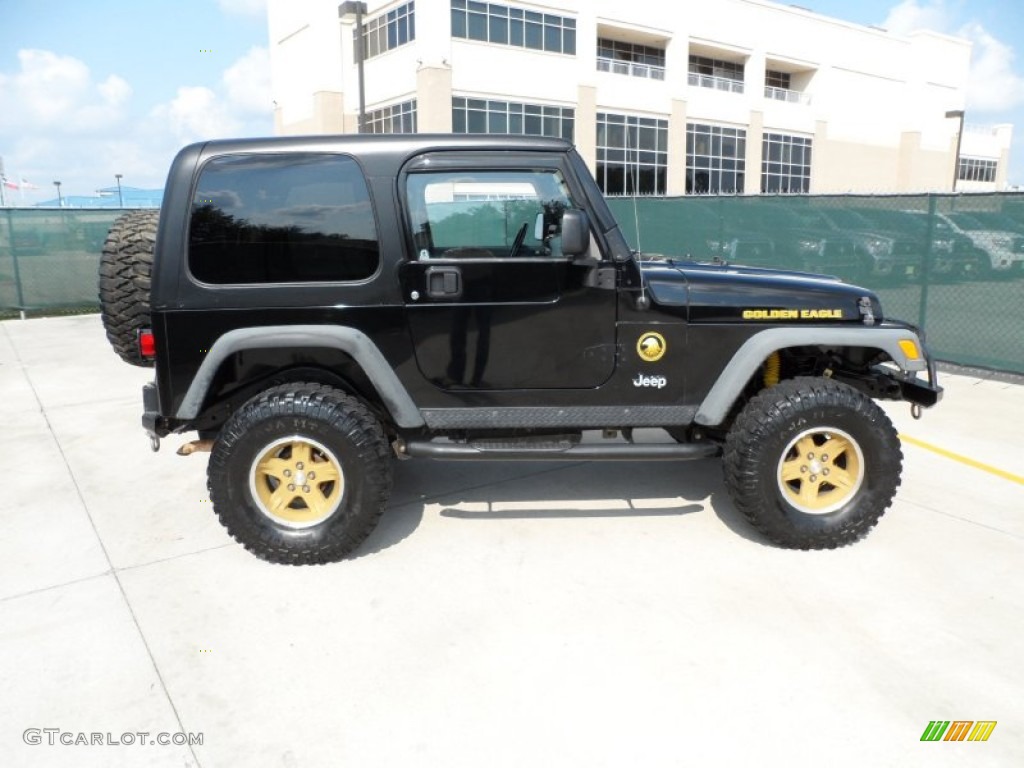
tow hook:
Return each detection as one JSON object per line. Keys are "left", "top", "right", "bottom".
{"left": 177, "top": 439, "right": 215, "bottom": 456}
{"left": 910, "top": 403, "right": 923, "bottom": 420}
{"left": 149, "top": 435, "right": 161, "bottom": 453}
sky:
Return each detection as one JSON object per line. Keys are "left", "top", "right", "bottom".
{"left": 1, "top": 0, "right": 1023, "bottom": 201}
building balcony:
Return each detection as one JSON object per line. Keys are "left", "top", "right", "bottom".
{"left": 764, "top": 85, "right": 811, "bottom": 105}
{"left": 597, "top": 56, "right": 665, "bottom": 81}
{"left": 688, "top": 72, "right": 744, "bottom": 94}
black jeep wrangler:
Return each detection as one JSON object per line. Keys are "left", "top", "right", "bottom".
{"left": 98, "top": 135, "right": 941, "bottom": 564}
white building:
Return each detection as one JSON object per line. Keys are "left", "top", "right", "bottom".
{"left": 267, "top": 0, "right": 1013, "bottom": 194}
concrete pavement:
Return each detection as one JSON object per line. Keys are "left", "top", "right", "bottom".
{"left": 1, "top": 314, "right": 1021, "bottom": 767}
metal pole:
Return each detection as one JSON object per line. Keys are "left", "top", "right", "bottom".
{"left": 5, "top": 209, "right": 27, "bottom": 318}
{"left": 917, "top": 194, "right": 937, "bottom": 331}
{"left": 355, "top": 4, "right": 366, "bottom": 133}
{"left": 115, "top": 174, "right": 124, "bottom": 207}
{"left": 946, "top": 110, "right": 965, "bottom": 192}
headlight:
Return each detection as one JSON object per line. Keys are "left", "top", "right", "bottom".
{"left": 864, "top": 237, "right": 892, "bottom": 256}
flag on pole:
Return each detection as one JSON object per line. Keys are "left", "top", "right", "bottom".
{"left": 20, "top": 178, "right": 39, "bottom": 190}
{"left": 2, "top": 178, "right": 18, "bottom": 190}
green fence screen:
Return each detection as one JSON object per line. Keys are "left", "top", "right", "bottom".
{"left": 609, "top": 193, "right": 1024, "bottom": 374}
{"left": 1, "top": 208, "right": 129, "bottom": 313}
{"left": 2, "top": 197, "right": 1022, "bottom": 373}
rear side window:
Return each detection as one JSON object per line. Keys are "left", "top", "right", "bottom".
{"left": 189, "top": 153, "right": 379, "bottom": 284}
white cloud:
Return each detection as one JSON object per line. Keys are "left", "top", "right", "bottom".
{"left": 150, "top": 86, "right": 242, "bottom": 145}
{"left": 217, "top": 0, "right": 268, "bottom": 18}
{"left": 98, "top": 75, "right": 132, "bottom": 108}
{"left": 957, "top": 22, "right": 1024, "bottom": 112}
{"left": 223, "top": 46, "right": 272, "bottom": 115}
{"left": 881, "top": 2, "right": 1024, "bottom": 113}
{"left": 0, "top": 49, "right": 127, "bottom": 130}
{"left": 882, "top": 0, "right": 952, "bottom": 35}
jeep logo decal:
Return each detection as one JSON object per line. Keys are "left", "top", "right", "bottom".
{"left": 634, "top": 374, "right": 667, "bottom": 388}
{"left": 637, "top": 332, "right": 666, "bottom": 362}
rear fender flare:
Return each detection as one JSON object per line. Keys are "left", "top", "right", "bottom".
{"left": 175, "top": 325, "right": 425, "bottom": 428}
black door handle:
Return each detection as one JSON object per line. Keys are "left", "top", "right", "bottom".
{"left": 426, "top": 266, "right": 462, "bottom": 298}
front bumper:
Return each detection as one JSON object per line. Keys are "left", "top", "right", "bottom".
{"left": 885, "top": 329, "right": 943, "bottom": 408}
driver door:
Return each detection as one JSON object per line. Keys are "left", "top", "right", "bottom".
{"left": 399, "top": 157, "right": 617, "bottom": 391}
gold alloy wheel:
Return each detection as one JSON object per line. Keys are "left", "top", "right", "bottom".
{"left": 776, "top": 426, "right": 865, "bottom": 515}
{"left": 248, "top": 436, "right": 344, "bottom": 528}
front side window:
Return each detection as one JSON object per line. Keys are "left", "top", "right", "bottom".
{"left": 687, "top": 123, "right": 746, "bottom": 194}
{"left": 189, "top": 153, "right": 379, "bottom": 284}
{"left": 406, "top": 169, "right": 576, "bottom": 259}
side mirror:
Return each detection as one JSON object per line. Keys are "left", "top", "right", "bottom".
{"left": 534, "top": 212, "right": 545, "bottom": 242}
{"left": 560, "top": 209, "right": 590, "bottom": 257}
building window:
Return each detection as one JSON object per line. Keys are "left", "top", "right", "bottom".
{"left": 359, "top": 1, "right": 416, "bottom": 60}
{"left": 761, "top": 133, "right": 812, "bottom": 193}
{"left": 764, "top": 68, "right": 810, "bottom": 103}
{"left": 765, "top": 70, "right": 790, "bottom": 89}
{"left": 597, "top": 38, "right": 665, "bottom": 80}
{"left": 688, "top": 54, "right": 744, "bottom": 93}
{"left": 686, "top": 123, "right": 746, "bottom": 194}
{"left": 189, "top": 154, "right": 379, "bottom": 284}
{"left": 452, "top": 97, "right": 574, "bottom": 141}
{"left": 365, "top": 100, "right": 417, "bottom": 133}
{"left": 451, "top": 1, "right": 576, "bottom": 55}
{"left": 596, "top": 113, "right": 668, "bottom": 196}
{"left": 958, "top": 156, "right": 997, "bottom": 183}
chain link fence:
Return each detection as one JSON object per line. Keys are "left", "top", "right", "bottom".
{"left": 2, "top": 197, "right": 1022, "bottom": 373}
{"left": 609, "top": 193, "right": 1024, "bottom": 374}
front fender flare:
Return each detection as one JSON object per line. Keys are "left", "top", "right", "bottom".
{"left": 694, "top": 326, "right": 928, "bottom": 427}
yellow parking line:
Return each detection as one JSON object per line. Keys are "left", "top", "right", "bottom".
{"left": 899, "top": 434, "right": 1024, "bottom": 486}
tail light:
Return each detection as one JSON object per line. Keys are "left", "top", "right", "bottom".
{"left": 138, "top": 328, "right": 156, "bottom": 360}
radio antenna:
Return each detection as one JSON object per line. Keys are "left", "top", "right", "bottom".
{"left": 627, "top": 120, "right": 650, "bottom": 310}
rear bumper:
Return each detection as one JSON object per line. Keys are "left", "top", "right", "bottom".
{"left": 141, "top": 382, "right": 172, "bottom": 438}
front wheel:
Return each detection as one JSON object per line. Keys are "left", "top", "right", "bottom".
{"left": 723, "top": 377, "right": 902, "bottom": 549}
{"left": 207, "top": 383, "right": 393, "bottom": 564}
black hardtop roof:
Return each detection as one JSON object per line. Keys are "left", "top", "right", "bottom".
{"left": 190, "top": 133, "right": 573, "bottom": 161}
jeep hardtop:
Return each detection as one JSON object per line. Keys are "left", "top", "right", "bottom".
{"left": 98, "top": 134, "right": 942, "bottom": 564}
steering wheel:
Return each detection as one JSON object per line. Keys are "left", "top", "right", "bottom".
{"left": 508, "top": 222, "right": 529, "bottom": 258}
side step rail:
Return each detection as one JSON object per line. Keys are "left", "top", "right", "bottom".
{"left": 400, "top": 440, "right": 720, "bottom": 461}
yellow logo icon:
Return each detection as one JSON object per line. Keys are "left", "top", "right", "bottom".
{"left": 637, "top": 332, "right": 666, "bottom": 362}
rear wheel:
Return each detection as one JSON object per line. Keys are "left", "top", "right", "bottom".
{"left": 207, "top": 383, "right": 393, "bottom": 565}
{"left": 723, "top": 377, "right": 901, "bottom": 549}
{"left": 98, "top": 210, "right": 159, "bottom": 366}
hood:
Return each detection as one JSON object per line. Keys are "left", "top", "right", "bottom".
{"left": 640, "top": 257, "right": 882, "bottom": 325}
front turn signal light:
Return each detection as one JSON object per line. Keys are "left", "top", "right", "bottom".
{"left": 898, "top": 339, "right": 921, "bottom": 361}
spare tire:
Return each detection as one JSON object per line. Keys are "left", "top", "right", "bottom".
{"left": 98, "top": 210, "right": 159, "bottom": 367}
